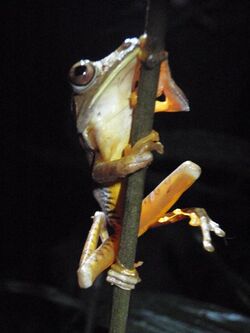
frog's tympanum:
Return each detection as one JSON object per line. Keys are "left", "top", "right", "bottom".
{"left": 69, "top": 37, "right": 225, "bottom": 290}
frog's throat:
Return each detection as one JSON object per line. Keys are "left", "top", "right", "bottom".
{"left": 89, "top": 47, "right": 139, "bottom": 108}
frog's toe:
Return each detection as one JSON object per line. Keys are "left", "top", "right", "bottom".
{"left": 153, "top": 141, "right": 164, "bottom": 154}
{"left": 132, "top": 131, "right": 164, "bottom": 155}
{"left": 208, "top": 220, "right": 226, "bottom": 238}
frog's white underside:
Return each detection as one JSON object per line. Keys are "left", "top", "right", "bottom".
{"left": 87, "top": 57, "right": 137, "bottom": 161}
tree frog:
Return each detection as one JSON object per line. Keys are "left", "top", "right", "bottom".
{"left": 69, "top": 37, "right": 225, "bottom": 290}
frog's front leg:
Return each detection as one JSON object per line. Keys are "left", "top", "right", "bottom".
{"left": 157, "top": 208, "right": 225, "bottom": 252}
{"left": 92, "top": 130, "right": 163, "bottom": 183}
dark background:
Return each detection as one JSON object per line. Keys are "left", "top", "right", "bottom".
{"left": 1, "top": 1, "right": 250, "bottom": 332}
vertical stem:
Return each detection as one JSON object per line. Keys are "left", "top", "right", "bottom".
{"left": 109, "top": 1, "right": 168, "bottom": 332}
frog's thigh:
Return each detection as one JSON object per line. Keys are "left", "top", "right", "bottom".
{"left": 139, "top": 161, "right": 201, "bottom": 236}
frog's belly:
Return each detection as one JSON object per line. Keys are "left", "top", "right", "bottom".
{"left": 93, "top": 106, "right": 132, "bottom": 225}
{"left": 95, "top": 105, "right": 132, "bottom": 161}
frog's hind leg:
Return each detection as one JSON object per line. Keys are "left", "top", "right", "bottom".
{"left": 77, "top": 211, "right": 120, "bottom": 288}
{"left": 138, "top": 161, "right": 225, "bottom": 251}
{"left": 138, "top": 160, "right": 201, "bottom": 236}
{"left": 106, "top": 161, "right": 225, "bottom": 291}
{"left": 106, "top": 161, "right": 202, "bottom": 290}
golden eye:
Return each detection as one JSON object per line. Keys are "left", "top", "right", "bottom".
{"left": 69, "top": 61, "right": 95, "bottom": 87}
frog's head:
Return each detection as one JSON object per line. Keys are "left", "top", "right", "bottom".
{"left": 69, "top": 38, "right": 140, "bottom": 134}
{"left": 69, "top": 37, "right": 189, "bottom": 140}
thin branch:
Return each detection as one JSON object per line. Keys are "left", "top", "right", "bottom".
{"left": 108, "top": 1, "right": 168, "bottom": 332}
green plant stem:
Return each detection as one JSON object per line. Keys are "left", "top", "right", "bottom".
{"left": 108, "top": 1, "right": 168, "bottom": 332}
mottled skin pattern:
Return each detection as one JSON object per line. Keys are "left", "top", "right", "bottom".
{"left": 69, "top": 38, "right": 225, "bottom": 289}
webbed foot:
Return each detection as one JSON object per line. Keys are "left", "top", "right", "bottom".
{"left": 170, "top": 208, "right": 226, "bottom": 252}
{"left": 158, "top": 207, "right": 225, "bottom": 252}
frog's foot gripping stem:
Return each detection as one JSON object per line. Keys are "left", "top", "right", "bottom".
{"left": 106, "top": 261, "right": 142, "bottom": 291}
{"left": 92, "top": 130, "right": 163, "bottom": 183}
{"left": 77, "top": 211, "right": 141, "bottom": 290}
{"left": 157, "top": 208, "right": 226, "bottom": 252}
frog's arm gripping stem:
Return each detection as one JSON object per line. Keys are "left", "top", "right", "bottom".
{"left": 92, "top": 131, "right": 163, "bottom": 184}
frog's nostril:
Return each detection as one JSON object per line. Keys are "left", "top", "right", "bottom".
{"left": 122, "top": 41, "right": 131, "bottom": 49}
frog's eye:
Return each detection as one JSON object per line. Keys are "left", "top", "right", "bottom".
{"left": 69, "top": 60, "right": 96, "bottom": 92}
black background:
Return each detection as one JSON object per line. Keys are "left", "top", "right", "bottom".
{"left": 2, "top": 1, "right": 250, "bottom": 331}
